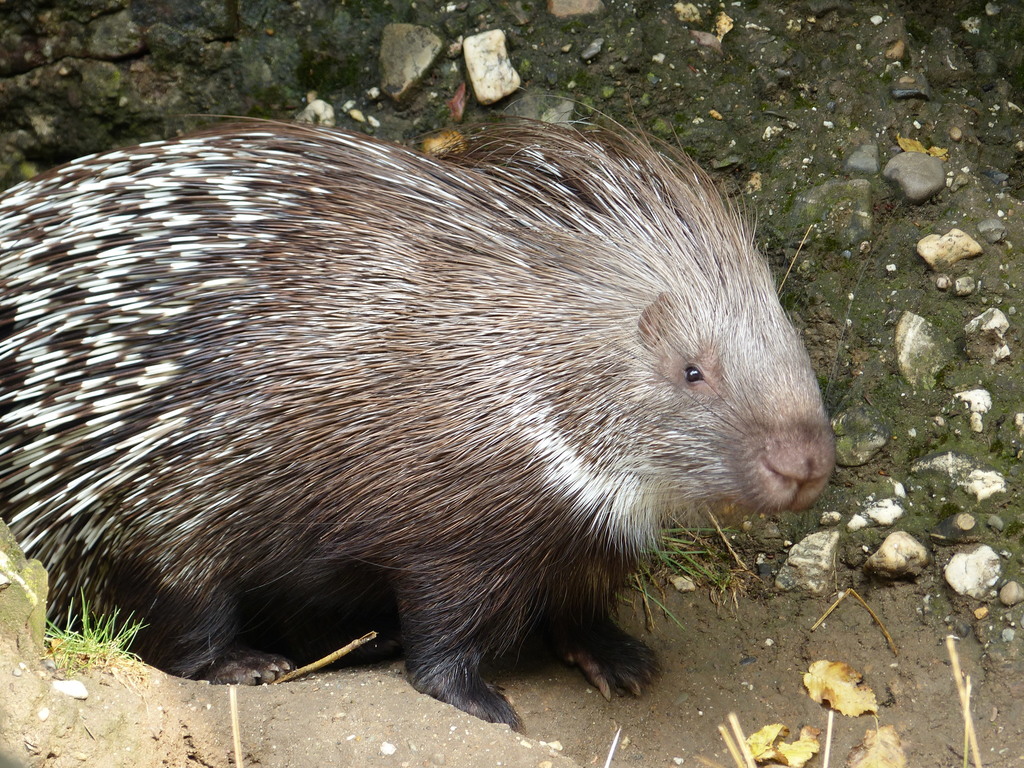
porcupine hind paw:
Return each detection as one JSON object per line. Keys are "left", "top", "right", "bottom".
{"left": 201, "top": 644, "right": 296, "bottom": 684}
{"left": 553, "top": 620, "right": 659, "bottom": 700}
{"left": 408, "top": 659, "right": 523, "bottom": 731}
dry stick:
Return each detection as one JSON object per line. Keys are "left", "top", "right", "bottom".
{"left": 706, "top": 510, "right": 749, "bottom": 572}
{"left": 811, "top": 588, "right": 898, "bottom": 657}
{"left": 229, "top": 685, "right": 244, "bottom": 768}
{"left": 273, "top": 631, "right": 378, "bottom": 684}
{"left": 777, "top": 223, "right": 815, "bottom": 296}
{"left": 946, "top": 635, "right": 984, "bottom": 768}
{"left": 715, "top": 713, "right": 757, "bottom": 768}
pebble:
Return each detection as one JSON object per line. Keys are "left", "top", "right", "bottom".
{"left": 916, "top": 228, "right": 983, "bottom": 270}
{"left": 1000, "top": 581, "right": 1024, "bottom": 607}
{"left": 955, "top": 388, "right": 991, "bottom": 433}
{"left": 294, "top": 98, "right": 336, "bottom": 126}
{"left": 864, "top": 531, "right": 931, "bottom": 579}
{"left": 792, "top": 179, "right": 872, "bottom": 247}
{"left": 883, "top": 152, "right": 946, "bottom": 204}
{"left": 463, "top": 29, "right": 521, "bottom": 105}
{"left": 581, "top": 37, "right": 604, "bottom": 61}
{"left": 964, "top": 308, "right": 1011, "bottom": 364}
{"left": 911, "top": 451, "right": 1007, "bottom": 502}
{"left": 944, "top": 545, "right": 1001, "bottom": 599}
{"left": 976, "top": 218, "right": 1006, "bottom": 243}
{"left": 848, "top": 497, "right": 904, "bottom": 531}
{"left": 931, "top": 512, "right": 979, "bottom": 543}
{"left": 380, "top": 742, "right": 397, "bottom": 756}
{"left": 774, "top": 530, "right": 839, "bottom": 595}
{"left": 844, "top": 143, "right": 879, "bottom": 174}
{"left": 831, "top": 405, "right": 891, "bottom": 466}
{"left": 894, "top": 311, "right": 952, "bottom": 390}
{"left": 548, "top": 0, "right": 605, "bottom": 17}
{"left": 953, "top": 275, "right": 975, "bottom": 296}
{"left": 890, "top": 72, "right": 931, "bottom": 100}
{"left": 671, "top": 575, "right": 697, "bottom": 592}
{"left": 52, "top": 679, "right": 89, "bottom": 699}
{"left": 379, "top": 23, "right": 443, "bottom": 102}
{"left": 674, "top": 2, "right": 701, "bottom": 23}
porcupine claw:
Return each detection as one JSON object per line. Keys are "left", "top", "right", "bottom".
{"left": 552, "top": 618, "right": 659, "bottom": 700}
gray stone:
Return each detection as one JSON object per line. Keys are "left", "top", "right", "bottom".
{"left": 792, "top": 178, "right": 872, "bottom": 246}
{"left": 379, "top": 23, "right": 443, "bottom": 103}
{"left": 883, "top": 152, "right": 946, "bottom": 204}
{"left": 775, "top": 530, "right": 840, "bottom": 595}
{"left": 894, "top": 311, "right": 953, "bottom": 390}
{"left": 977, "top": 218, "right": 1006, "bottom": 243}
{"left": 844, "top": 143, "right": 879, "bottom": 174}
{"left": 831, "top": 405, "right": 890, "bottom": 466}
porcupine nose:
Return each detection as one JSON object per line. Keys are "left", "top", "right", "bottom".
{"left": 759, "top": 421, "right": 835, "bottom": 511}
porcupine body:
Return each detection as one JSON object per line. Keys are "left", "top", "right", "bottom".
{"left": 0, "top": 120, "right": 833, "bottom": 729}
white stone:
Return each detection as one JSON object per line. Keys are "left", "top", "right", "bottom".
{"left": 944, "top": 545, "right": 1001, "bottom": 598}
{"left": 774, "top": 530, "right": 840, "bottom": 595}
{"left": 52, "top": 679, "right": 89, "bottom": 699}
{"left": 963, "top": 468, "right": 1006, "bottom": 501}
{"left": 894, "top": 311, "right": 949, "bottom": 389}
{"left": 865, "top": 531, "right": 930, "bottom": 578}
{"left": 955, "top": 388, "right": 992, "bottom": 414}
{"left": 380, "top": 742, "right": 397, "bottom": 756}
{"left": 916, "top": 228, "right": 983, "bottom": 269}
{"left": 671, "top": 575, "right": 696, "bottom": 592}
{"left": 294, "top": 99, "right": 335, "bottom": 126}
{"left": 862, "top": 497, "right": 905, "bottom": 526}
{"left": 463, "top": 30, "right": 521, "bottom": 105}
{"left": 964, "top": 308, "right": 1011, "bottom": 364}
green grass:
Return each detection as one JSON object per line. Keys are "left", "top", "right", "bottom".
{"left": 46, "top": 596, "right": 146, "bottom": 675}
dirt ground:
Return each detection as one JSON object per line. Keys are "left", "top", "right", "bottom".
{"left": 4, "top": 522, "right": 1022, "bottom": 768}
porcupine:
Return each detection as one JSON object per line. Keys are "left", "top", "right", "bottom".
{"left": 0, "top": 119, "right": 834, "bottom": 730}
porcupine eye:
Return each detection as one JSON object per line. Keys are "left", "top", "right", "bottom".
{"left": 683, "top": 365, "right": 703, "bottom": 383}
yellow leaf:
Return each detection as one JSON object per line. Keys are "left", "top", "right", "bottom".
{"left": 747, "top": 723, "right": 788, "bottom": 759}
{"left": 896, "top": 135, "right": 928, "bottom": 153}
{"left": 803, "top": 660, "right": 878, "bottom": 716}
{"left": 846, "top": 725, "right": 908, "bottom": 768}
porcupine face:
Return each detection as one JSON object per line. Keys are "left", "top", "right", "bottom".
{"left": 0, "top": 120, "right": 833, "bottom": 730}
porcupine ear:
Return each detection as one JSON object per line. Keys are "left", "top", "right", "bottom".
{"left": 638, "top": 292, "right": 675, "bottom": 351}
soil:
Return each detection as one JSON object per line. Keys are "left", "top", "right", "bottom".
{"left": 2, "top": 0, "right": 1023, "bottom": 766}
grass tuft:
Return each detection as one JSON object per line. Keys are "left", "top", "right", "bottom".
{"left": 46, "top": 595, "right": 147, "bottom": 676}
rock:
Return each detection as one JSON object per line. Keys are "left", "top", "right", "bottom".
{"left": 294, "top": 98, "right": 336, "bottom": 126}
{"left": 944, "top": 545, "right": 1001, "bottom": 599}
{"left": 848, "top": 497, "right": 904, "bottom": 531}
{"left": 890, "top": 72, "right": 931, "bottom": 99}
{"left": 976, "top": 218, "right": 1006, "bottom": 243}
{"left": 864, "top": 531, "right": 931, "bottom": 578}
{"left": 999, "top": 581, "right": 1024, "bottom": 607}
{"left": 844, "top": 143, "right": 880, "bottom": 174}
{"left": 792, "top": 179, "right": 872, "bottom": 247}
{"left": 953, "top": 275, "right": 975, "bottom": 296}
{"left": 0, "top": 521, "right": 48, "bottom": 650}
{"left": 671, "top": 575, "right": 697, "bottom": 593}
{"left": 774, "top": 530, "right": 840, "bottom": 595}
{"left": 580, "top": 38, "right": 604, "bottom": 61}
{"left": 831, "top": 405, "right": 890, "bottom": 466}
{"left": 964, "top": 308, "right": 1011, "bottom": 364}
{"left": 931, "top": 513, "right": 979, "bottom": 544}
{"left": 52, "top": 679, "right": 89, "bottom": 700}
{"left": 955, "top": 388, "right": 991, "bottom": 432}
{"left": 505, "top": 92, "right": 576, "bottom": 123}
{"left": 548, "top": 0, "right": 605, "bottom": 17}
{"left": 916, "top": 228, "right": 983, "bottom": 270}
{"left": 463, "top": 29, "right": 521, "bottom": 105}
{"left": 911, "top": 451, "right": 1007, "bottom": 502}
{"left": 894, "top": 311, "right": 952, "bottom": 389}
{"left": 883, "top": 152, "right": 946, "bottom": 204}
{"left": 379, "top": 23, "right": 443, "bottom": 103}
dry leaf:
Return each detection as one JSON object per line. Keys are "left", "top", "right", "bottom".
{"left": 846, "top": 725, "right": 907, "bottom": 768}
{"left": 896, "top": 134, "right": 949, "bottom": 159}
{"left": 803, "top": 660, "right": 878, "bottom": 716}
{"left": 747, "top": 723, "right": 820, "bottom": 767}
{"left": 715, "top": 12, "right": 734, "bottom": 40}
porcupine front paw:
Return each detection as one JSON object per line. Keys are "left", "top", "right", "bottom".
{"left": 201, "top": 643, "right": 296, "bottom": 684}
{"left": 552, "top": 619, "right": 660, "bottom": 700}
